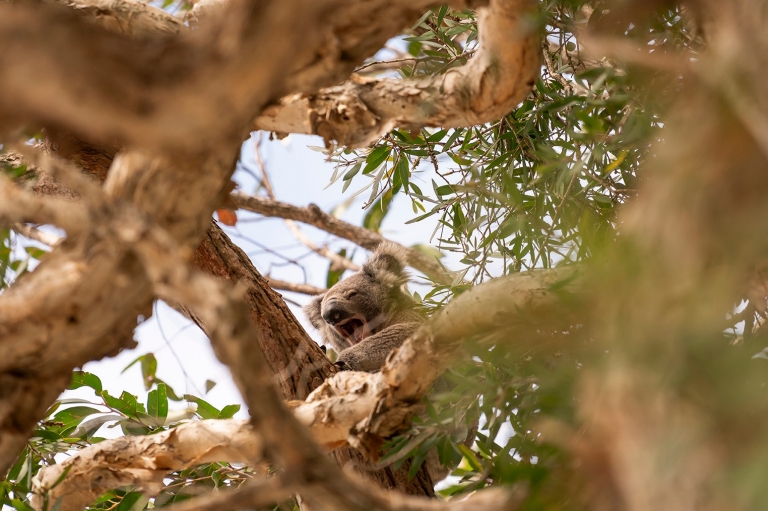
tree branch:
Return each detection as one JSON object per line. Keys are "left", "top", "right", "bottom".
{"left": 33, "top": 247, "right": 567, "bottom": 510}
{"left": 267, "top": 277, "right": 328, "bottom": 296}
{"left": 254, "top": 0, "right": 540, "bottom": 148}
{"left": 231, "top": 192, "right": 451, "bottom": 284}
{"left": 0, "top": 176, "right": 89, "bottom": 236}
{"left": 11, "top": 223, "right": 63, "bottom": 247}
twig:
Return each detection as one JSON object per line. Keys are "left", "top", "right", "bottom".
{"left": 267, "top": 277, "right": 327, "bottom": 296}
{"left": 165, "top": 477, "right": 290, "bottom": 511}
{"left": 253, "top": 138, "right": 359, "bottom": 272}
{"left": 231, "top": 192, "right": 451, "bottom": 285}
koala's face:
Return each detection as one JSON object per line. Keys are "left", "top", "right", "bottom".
{"left": 305, "top": 246, "right": 408, "bottom": 351}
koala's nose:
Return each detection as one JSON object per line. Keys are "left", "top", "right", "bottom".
{"left": 321, "top": 299, "right": 351, "bottom": 325}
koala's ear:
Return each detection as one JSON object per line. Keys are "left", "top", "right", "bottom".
{"left": 304, "top": 294, "right": 325, "bottom": 329}
{"left": 363, "top": 243, "right": 408, "bottom": 285}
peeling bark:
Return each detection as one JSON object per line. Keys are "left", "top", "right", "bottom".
{"left": 32, "top": 416, "right": 523, "bottom": 511}
{"left": 32, "top": 420, "right": 262, "bottom": 511}
{"left": 254, "top": 0, "right": 540, "bottom": 148}
{"left": 32, "top": 266, "right": 578, "bottom": 511}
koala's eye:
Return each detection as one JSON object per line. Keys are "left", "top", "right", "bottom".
{"left": 346, "top": 291, "right": 358, "bottom": 300}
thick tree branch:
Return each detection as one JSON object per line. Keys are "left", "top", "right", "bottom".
{"left": 0, "top": 0, "right": 315, "bottom": 154}
{"left": 41, "top": 0, "right": 184, "bottom": 38}
{"left": 32, "top": 420, "right": 261, "bottom": 511}
{"left": 32, "top": 417, "right": 524, "bottom": 511}
{"left": 0, "top": 0, "right": 479, "bottom": 153}
{"left": 254, "top": 0, "right": 540, "bottom": 148}
{"left": 0, "top": 176, "right": 89, "bottom": 236}
{"left": 232, "top": 192, "right": 451, "bottom": 284}
{"left": 33, "top": 253, "right": 567, "bottom": 510}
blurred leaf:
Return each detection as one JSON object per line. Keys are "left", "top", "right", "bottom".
{"left": 218, "top": 404, "right": 241, "bottom": 419}
{"left": 184, "top": 395, "right": 221, "bottom": 420}
{"left": 69, "top": 371, "right": 103, "bottom": 394}
{"left": 363, "top": 190, "right": 393, "bottom": 233}
{"left": 216, "top": 209, "right": 238, "bottom": 226}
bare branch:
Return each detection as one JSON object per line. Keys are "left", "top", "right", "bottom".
{"left": 267, "top": 277, "right": 327, "bottom": 296}
{"left": 41, "top": 0, "right": 184, "bottom": 38}
{"left": 11, "top": 223, "right": 63, "bottom": 247}
{"left": 231, "top": 192, "right": 451, "bottom": 284}
{"left": 252, "top": 142, "right": 359, "bottom": 272}
{"left": 165, "top": 477, "right": 289, "bottom": 511}
{"left": 254, "top": 0, "right": 540, "bottom": 148}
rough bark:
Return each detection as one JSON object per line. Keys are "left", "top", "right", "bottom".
{"left": 31, "top": 416, "right": 522, "bottom": 511}
{"left": 191, "top": 223, "right": 437, "bottom": 495}
{"left": 254, "top": 0, "right": 540, "bottom": 148}
{"left": 0, "top": 0, "right": 520, "bottom": 475}
{"left": 32, "top": 265, "right": 579, "bottom": 511}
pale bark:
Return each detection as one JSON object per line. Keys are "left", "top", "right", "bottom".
{"left": 32, "top": 265, "right": 577, "bottom": 510}
{"left": 267, "top": 277, "right": 328, "bottom": 296}
{"left": 254, "top": 0, "right": 540, "bottom": 148}
{"left": 32, "top": 420, "right": 261, "bottom": 511}
{"left": 0, "top": 0, "right": 543, "bottom": 505}
{"left": 32, "top": 415, "right": 524, "bottom": 511}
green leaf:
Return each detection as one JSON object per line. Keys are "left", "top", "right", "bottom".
{"left": 342, "top": 162, "right": 362, "bottom": 181}
{"left": 114, "top": 491, "right": 147, "bottom": 511}
{"left": 362, "top": 146, "right": 391, "bottom": 175}
{"left": 184, "top": 395, "right": 221, "bottom": 420}
{"left": 394, "top": 156, "right": 410, "bottom": 191}
{"left": 457, "top": 444, "right": 483, "bottom": 472}
{"left": 218, "top": 404, "right": 241, "bottom": 419}
{"left": 121, "top": 353, "right": 157, "bottom": 390}
{"left": 155, "top": 378, "right": 184, "bottom": 401}
{"left": 101, "top": 391, "right": 140, "bottom": 418}
{"left": 69, "top": 371, "right": 103, "bottom": 393}
{"left": 363, "top": 190, "right": 393, "bottom": 233}
{"left": 147, "top": 383, "right": 168, "bottom": 422}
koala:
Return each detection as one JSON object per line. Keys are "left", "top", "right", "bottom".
{"left": 306, "top": 243, "right": 474, "bottom": 483}
{"left": 304, "top": 243, "right": 423, "bottom": 372}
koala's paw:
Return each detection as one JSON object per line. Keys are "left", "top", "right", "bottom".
{"left": 334, "top": 360, "right": 353, "bottom": 371}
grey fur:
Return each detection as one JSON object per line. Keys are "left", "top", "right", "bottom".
{"left": 304, "top": 243, "right": 423, "bottom": 371}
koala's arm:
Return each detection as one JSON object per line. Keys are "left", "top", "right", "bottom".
{"left": 336, "top": 322, "right": 421, "bottom": 372}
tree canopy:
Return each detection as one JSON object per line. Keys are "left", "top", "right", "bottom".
{"left": 1, "top": 0, "right": 767, "bottom": 510}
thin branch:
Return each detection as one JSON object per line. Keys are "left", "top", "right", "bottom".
{"left": 165, "top": 477, "right": 290, "bottom": 511}
{"left": 11, "top": 223, "right": 64, "bottom": 247}
{"left": 231, "top": 192, "right": 451, "bottom": 284}
{"left": 267, "top": 277, "right": 327, "bottom": 296}
{"left": 252, "top": 139, "right": 359, "bottom": 272}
